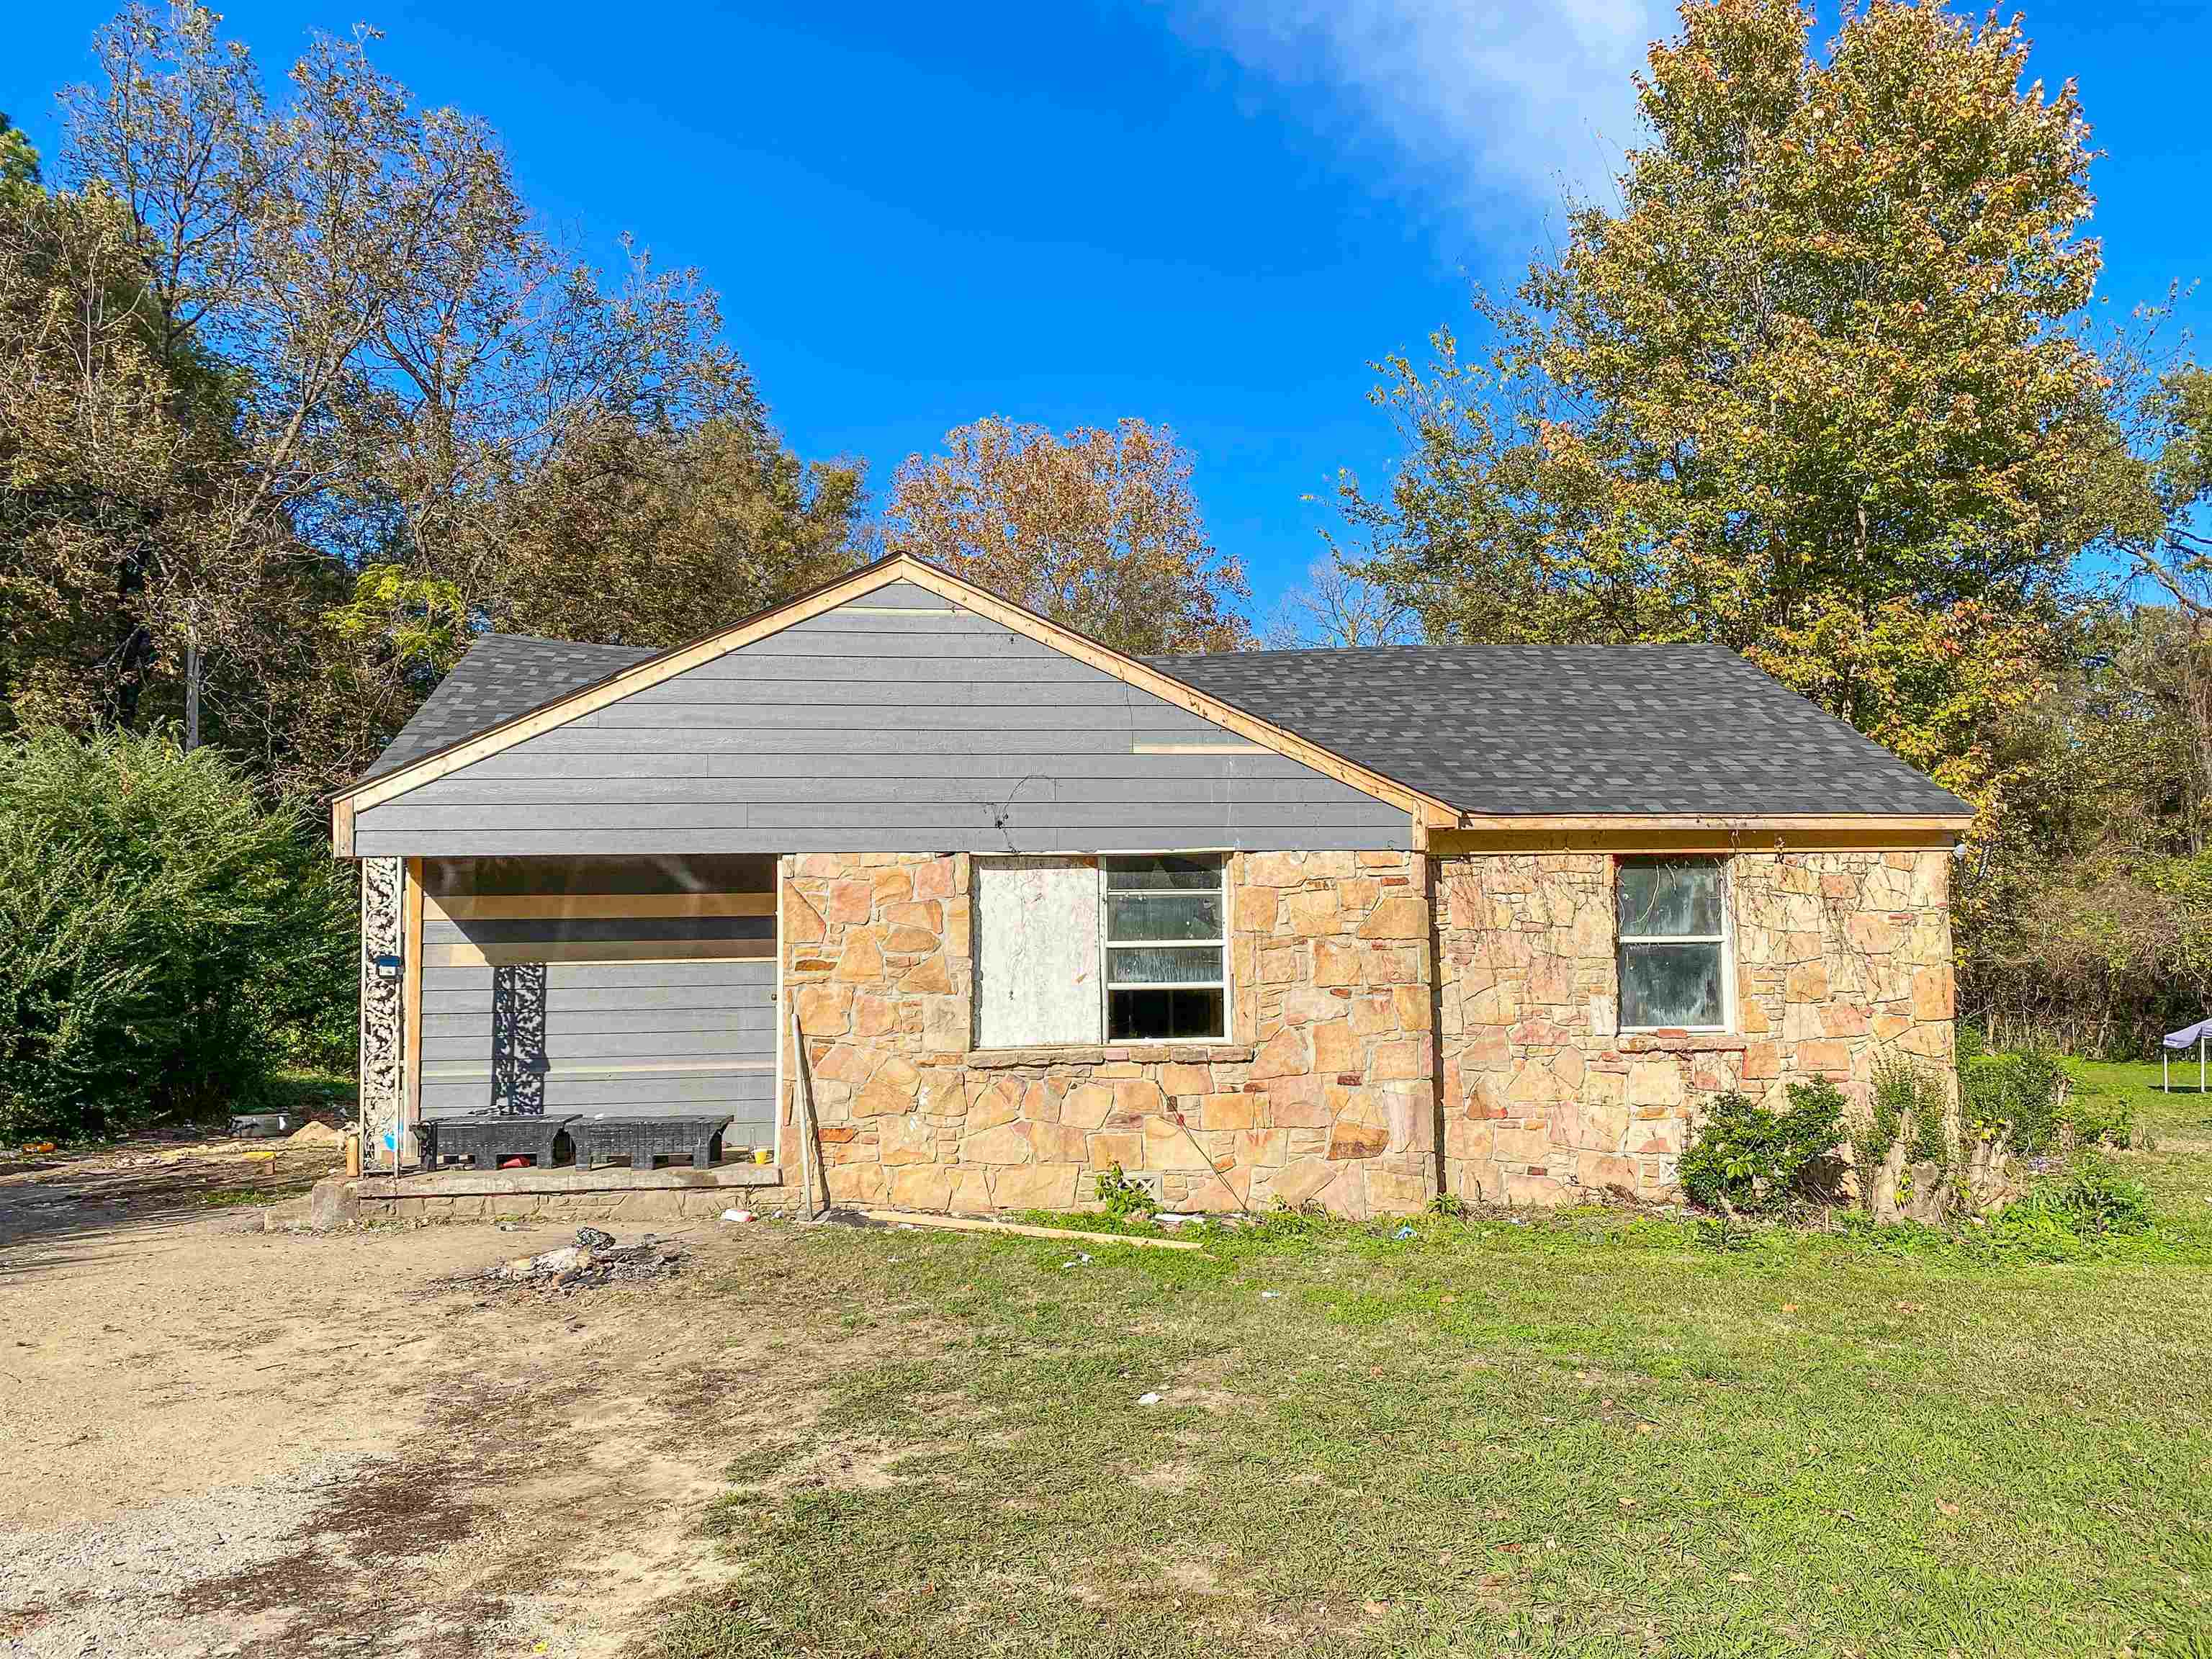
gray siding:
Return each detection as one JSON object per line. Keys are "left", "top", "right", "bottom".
{"left": 356, "top": 594, "right": 1413, "bottom": 856}
{"left": 418, "top": 952, "right": 775, "bottom": 1139}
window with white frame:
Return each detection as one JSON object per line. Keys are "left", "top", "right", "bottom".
{"left": 1616, "top": 858, "right": 1730, "bottom": 1031}
{"left": 973, "top": 854, "right": 1228, "bottom": 1048}
{"left": 1103, "top": 855, "right": 1228, "bottom": 1041}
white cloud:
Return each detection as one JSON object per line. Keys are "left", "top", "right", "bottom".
{"left": 1164, "top": 0, "right": 1673, "bottom": 225}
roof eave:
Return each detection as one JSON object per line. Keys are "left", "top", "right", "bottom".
{"left": 1435, "top": 810, "right": 1975, "bottom": 856}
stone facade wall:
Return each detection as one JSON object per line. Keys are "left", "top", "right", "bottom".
{"left": 1435, "top": 849, "right": 1955, "bottom": 1206}
{"left": 781, "top": 850, "right": 1435, "bottom": 1218}
{"left": 349, "top": 1181, "right": 796, "bottom": 1226}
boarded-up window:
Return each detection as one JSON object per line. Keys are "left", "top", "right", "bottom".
{"left": 974, "top": 857, "right": 1102, "bottom": 1048}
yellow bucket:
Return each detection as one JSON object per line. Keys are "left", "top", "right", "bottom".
{"left": 752, "top": 1147, "right": 773, "bottom": 1166}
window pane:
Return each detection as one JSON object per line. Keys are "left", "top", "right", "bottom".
{"left": 1106, "top": 891, "right": 1221, "bottom": 942}
{"left": 1620, "top": 942, "right": 1723, "bottom": 1028}
{"left": 1107, "top": 944, "right": 1223, "bottom": 986}
{"left": 1105, "top": 855, "right": 1221, "bottom": 892}
{"left": 1110, "top": 987, "right": 1225, "bottom": 1040}
{"left": 1617, "top": 859, "right": 1723, "bottom": 937}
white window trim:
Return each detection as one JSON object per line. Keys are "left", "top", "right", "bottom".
{"left": 1100, "top": 853, "right": 1232, "bottom": 1044}
{"left": 1616, "top": 858, "right": 1735, "bottom": 1035}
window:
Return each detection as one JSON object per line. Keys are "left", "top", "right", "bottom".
{"left": 973, "top": 854, "right": 1229, "bottom": 1048}
{"left": 1617, "top": 858, "right": 1729, "bottom": 1031}
{"left": 1104, "top": 856, "right": 1227, "bottom": 1041}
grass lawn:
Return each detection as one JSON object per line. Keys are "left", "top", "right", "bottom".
{"left": 657, "top": 1063, "right": 2212, "bottom": 1659}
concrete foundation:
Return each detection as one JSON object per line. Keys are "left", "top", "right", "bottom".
{"left": 312, "top": 1162, "right": 795, "bottom": 1227}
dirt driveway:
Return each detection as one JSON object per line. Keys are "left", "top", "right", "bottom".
{"left": 0, "top": 1140, "right": 806, "bottom": 1658}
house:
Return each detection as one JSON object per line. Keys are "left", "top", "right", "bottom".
{"left": 328, "top": 554, "right": 1972, "bottom": 1220}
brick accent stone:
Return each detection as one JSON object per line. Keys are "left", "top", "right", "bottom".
{"left": 781, "top": 849, "right": 1434, "bottom": 1220}
{"left": 1434, "top": 849, "right": 1955, "bottom": 1206}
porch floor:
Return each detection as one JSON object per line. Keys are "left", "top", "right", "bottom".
{"left": 366, "top": 1162, "right": 785, "bottom": 1200}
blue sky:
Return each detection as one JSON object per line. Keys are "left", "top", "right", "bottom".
{"left": 9, "top": 1, "right": 2211, "bottom": 617}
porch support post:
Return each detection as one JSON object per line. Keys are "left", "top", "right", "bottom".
{"left": 359, "top": 856, "right": 406, "bottom": 1169}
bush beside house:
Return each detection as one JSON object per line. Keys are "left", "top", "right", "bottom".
{"left": 0, "top": 728, "right": 355, "bottom": 1143}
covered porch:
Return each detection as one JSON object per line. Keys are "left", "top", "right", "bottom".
{"left": 364, "top": 852, "right": 789, "bottom": 1184}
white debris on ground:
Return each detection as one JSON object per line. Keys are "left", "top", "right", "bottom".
{"left": 472, "top": 1228, "right": 687, "bottom": 1293}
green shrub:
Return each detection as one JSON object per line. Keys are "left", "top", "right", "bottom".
{"left": 1981, "top": 1154, "right": 2158, "bottom": 1260}
{"left": 1863, "top": 1053, "right": 1952, "bottom": 1176}
{"left": 2060, "top": 1089, "right": 2135, "bottom": 1149}
{"left": 2037, "top": 1153, "right": 2155, "bottom": 1237}
{"left": 1679, "top": 1079, "right": 1846, "bottom": 1215}
{"left": 0, "top": 728, "right": 355, "bottom": 1143}
{"left": 1956, "top": 1023, "right": 2131, "bottom": 1152}
{"left": 1092, "top": 1164, "right": 1159, "bottom": 1220}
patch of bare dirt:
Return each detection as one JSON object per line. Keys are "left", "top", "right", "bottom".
{"left": 0, "top": 1163, "right": 878, "bottom": 1658}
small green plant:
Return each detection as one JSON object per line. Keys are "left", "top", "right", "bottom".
{"left": 1241, "top": 1198, "right": 1333, "bottom": 1244}
{"left": 1678, "top": 1079, "right": 1845, "bottom": 1215}
{"left": 2038, "top": 1152, "right": 2155, "bottom": 1238}
{"left": 1691, "top": 1213, "right": 1757, "bottom": 1252}
{"left": 1092, "top": 1164, "right": 1159, "bottom": 1221}
{"left": 1866, "top": 1053, "right": 1953, "bottom": 1174}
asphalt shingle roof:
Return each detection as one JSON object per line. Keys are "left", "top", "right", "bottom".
{"left": 360, "top": 634, "right": 656, "bottom": 783}
{"left": 360, "top": 626, "right": 1968, "bottom": 820}
{"left": 1141, "top": 642, "right": 1972, "bottom": 818}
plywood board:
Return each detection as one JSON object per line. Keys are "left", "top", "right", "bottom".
{"left": 974, "top": 857, "right": 1101, "bottom": 1049}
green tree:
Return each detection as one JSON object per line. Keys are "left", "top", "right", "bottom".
{"left": 5, "top": 3, "right": 858, "bottom": 797}
{"left": 0, "top": 727, "right": 354, "bottom": 1141}
{"left": 2127, "top": 365, "right": 2212, "bottom": 616}
{"left": 0, "top": 112, "right": 39, "bottom": 203}
{"left": 489, "top": 413, "right": 866, "bottom": 647}
{"left": 1345, "top": 0, "right": 2160, "bottom": 801}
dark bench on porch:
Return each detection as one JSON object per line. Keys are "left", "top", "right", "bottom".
{"left": 418, "top": 1112, "right": 578, "bottom": 1171}
{"left": 569, "top": 1115, "right": 733, "bottom": 1172}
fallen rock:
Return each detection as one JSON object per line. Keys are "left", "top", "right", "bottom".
{"left": 307, "top": 1177, "right": 359, "bottom": 1231}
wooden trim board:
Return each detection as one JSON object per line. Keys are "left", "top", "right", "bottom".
{"left": 421, "top": 938, "right": 776, "bottom": 968}
{"left": 431, "top": 891, "right": 774, "bottom": 920}
{"left": 1431, "top": 819, "right": 1972, "bottom": 857}
{"left": 855, "top": 1209, "right": 1202, "bottom": 1251}
{"left": 331, "top": 554, "right": 1452, "bottom": 836}
{"left": 403, "top": 858, "right": 424, "bottom": 1148}
{"left": 1449, "top": 813, "right": 1973, "bottom": 834}
{"left": 421, "top": 1058, "right": 771, "bottom": 1079}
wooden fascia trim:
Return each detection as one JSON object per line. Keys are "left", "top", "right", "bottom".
{"left": 1433, "top": 814, "right": 1974, "bottom": 857}
{"left": 402, "top": 858, "right": 424, "bottom": 1139}
{"left": 429, "top": 891, "right": 775, "bottom": 920}
{"left": 1452, "top": 813, "right": 1974, "bottom": 833}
